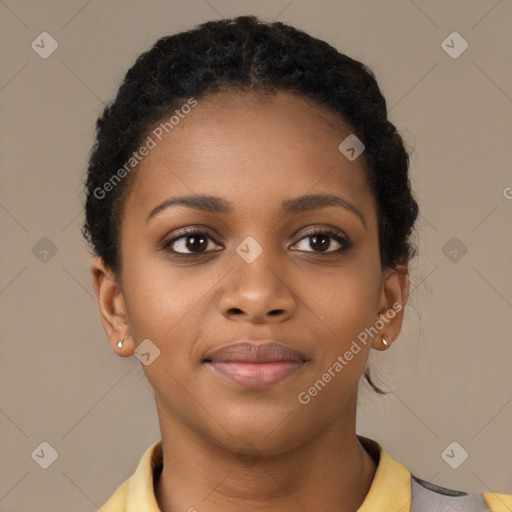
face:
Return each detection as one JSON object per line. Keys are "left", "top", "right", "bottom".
{"left": 92, "top": 90, "right": 408, "bottom": 456}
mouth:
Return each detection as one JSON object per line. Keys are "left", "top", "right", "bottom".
{"left": 203, "top": 340, "right": 308, "bottom": 389}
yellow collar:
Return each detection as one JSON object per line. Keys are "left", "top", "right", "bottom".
{"left": 101, "top": 435, "right": 412, "bottom": 512}
{"left": 356, "top": 435, "right": 411, "bottom": 511}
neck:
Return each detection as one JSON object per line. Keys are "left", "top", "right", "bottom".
{"left": 154, "top": 403, "right": 378, "bottom": 512}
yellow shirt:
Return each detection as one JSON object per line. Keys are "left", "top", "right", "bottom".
{"left": 97, "top": 436, "right": 511, "bottom": 512}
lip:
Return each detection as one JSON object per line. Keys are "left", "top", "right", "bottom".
{"left": 203, "top": 340, "right": 307, "bottom": 389}
{"left": 204, "top": 340, "right": 307, "bottom": 363}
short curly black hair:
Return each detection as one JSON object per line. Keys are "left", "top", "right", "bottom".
{"left": 82, "top": 15, "right": 419, "bottom": 395}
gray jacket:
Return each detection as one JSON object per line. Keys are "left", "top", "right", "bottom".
{"left": 410, "top": 475, "right": 497, "bottom": 511}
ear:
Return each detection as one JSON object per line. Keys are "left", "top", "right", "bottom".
{"left": 372, "top": 263, "right": 409, "bottom": 351}
{"left": 90, "top": 256, "right": 135, "bottom": 356}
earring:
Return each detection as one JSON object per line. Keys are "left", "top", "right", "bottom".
{"left": 381, "top": 335, "right": 391, "bottom": 347}
{"left": 117, "top": 334, "right": 128, "bottom": 349}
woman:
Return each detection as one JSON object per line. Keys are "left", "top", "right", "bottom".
{"left": 82, "top": 15, "right": 511, "bottom": 512}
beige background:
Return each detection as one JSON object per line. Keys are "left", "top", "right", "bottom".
{"left": 1, "top": 1, "right": 511, "bottom": 510}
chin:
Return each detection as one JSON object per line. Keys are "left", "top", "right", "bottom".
{"left": 205, "top": 409, "right": 316, "bottom": 457}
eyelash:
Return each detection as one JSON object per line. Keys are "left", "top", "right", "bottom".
{"left": 161, "top": 227, "right": 352, "bottom": 258}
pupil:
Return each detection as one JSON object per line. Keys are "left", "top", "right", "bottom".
{"left": 312, "top": 235, "right": 328, "bottom": 252}
{"left": 186, "top": 235, "right": 207, "bottom": 252}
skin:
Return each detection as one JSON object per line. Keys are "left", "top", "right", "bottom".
{"left": 91, "top": 90, "right": 409, "bottom": 512}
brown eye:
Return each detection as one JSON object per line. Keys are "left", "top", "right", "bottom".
{"left": 291, "top": 229, "right": 352, "bottom": 254}
{"left": 163, "top": 229, "right": 222, "bottom": 256}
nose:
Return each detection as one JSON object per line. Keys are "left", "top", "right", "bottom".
{"left": 219, "top": 251, "right": 296, "bottom": 324}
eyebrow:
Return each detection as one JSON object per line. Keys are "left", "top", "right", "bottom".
{"left": 146, "top": 193, "right": 366, "bottom": 229}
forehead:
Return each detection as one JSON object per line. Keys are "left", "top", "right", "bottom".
{"left": 123, "top": 90, "right": 375, "bottom": 223}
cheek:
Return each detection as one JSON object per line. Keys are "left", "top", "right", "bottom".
{"left": 122, "top": 241, "right": 195, "bottom": 323}
{"left": 299, "top": 266, "right": 381, "bottom": 380}
{"left": 121, "top": 261, "right": 204, "bottom": 396}
{"left": 305, "top": 263, "right": 380, "bottom": 333}
{"left": 121, "top": 251, "right": 219, "bottom": 367}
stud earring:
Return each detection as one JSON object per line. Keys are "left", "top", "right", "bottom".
{"left": 381, "top": 335, "right": 391, "bottom": 347}
{"left": 117, "top": 334, "right": 128, "bottom": 349}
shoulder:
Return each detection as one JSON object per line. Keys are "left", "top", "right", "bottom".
{"left": 357, "top": 435, "right": 511, "bottom": 512}
{"left": 410, "top": 474, "right": 512, "bottom": 512}
{"left": 96, "top": 478, "right": 130, "bottom": 512}
{"left": 96, "top": 439, "right": 163, "bottom": 512}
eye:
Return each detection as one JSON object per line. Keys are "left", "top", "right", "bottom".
{"left": 291, "top": 228, "right": 352, "bottom": 254}
{"left": 162, "top": 227, "right": 352, "bottom": 258}
{"left": 162, "top": 229, "right": 223, "bottom": 256}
